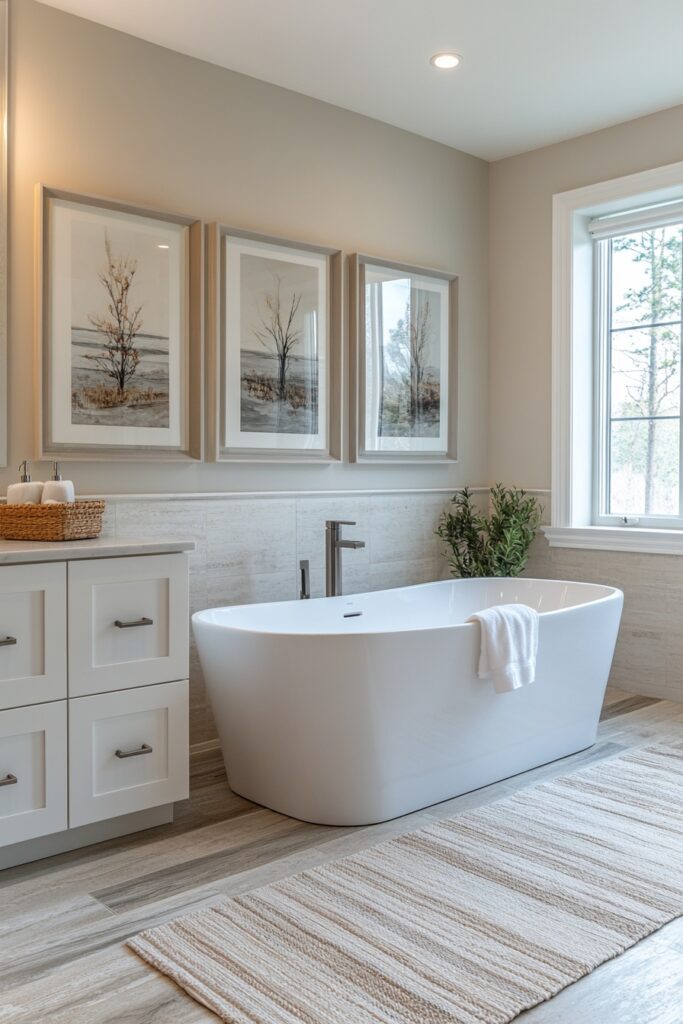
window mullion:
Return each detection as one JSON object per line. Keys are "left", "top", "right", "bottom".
{"left": 592, "top": 238, "right": 610, "bottom": 523}
{"left": 611, "top": 317, "right": 682, "bottom": 334}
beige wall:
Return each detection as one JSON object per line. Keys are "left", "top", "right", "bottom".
{"left": 7, "top": 0, "right": 489, "bottom": 495}
{"left": 489, "top": 103, "right": 683, "bottom": 489}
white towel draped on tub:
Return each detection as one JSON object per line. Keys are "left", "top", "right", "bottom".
{"left": 467, "top": 603, "right": 539, "bottom": 694}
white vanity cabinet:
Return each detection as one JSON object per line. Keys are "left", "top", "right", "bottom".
{"left": 0, "top": 700, "right": 67, "bottom": 846}
{"left": 0, "top": 562, "right": 67, "bottom": 711}
{"left": 68, "top": 553, "right": 189, "bottom": 696}
{"left": 69, "top": 679, "right": 189, "bottom": 827}
{"left": 0, "top": 540, "right": 192, "bottom": 868}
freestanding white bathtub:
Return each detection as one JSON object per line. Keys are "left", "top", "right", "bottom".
{"left": 193, "top": 578, "right": 623, "bottom": 826}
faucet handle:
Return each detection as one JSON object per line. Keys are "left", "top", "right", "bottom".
{"left": 325, "top": 519, "right": 356, "bottom": 528}
{"left": 299, "top": 559, "right": 310, "bottom": 600}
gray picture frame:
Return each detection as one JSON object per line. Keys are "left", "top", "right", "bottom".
{"left": 35, "top": 185, "right": 203, "bottom": 461}
{"left": 349, "top": 253, "right": 458, "bottom": 463}
{"left": 206, "top": 223, "right": 342, "bottom": 462}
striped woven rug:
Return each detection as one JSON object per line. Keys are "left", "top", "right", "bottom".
{"left": 129, "top": 744, "right": 683, "bottom": 1024}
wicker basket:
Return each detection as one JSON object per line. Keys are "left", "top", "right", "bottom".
{"left": 0, "top": 500, "right": 106, "bottom": 542}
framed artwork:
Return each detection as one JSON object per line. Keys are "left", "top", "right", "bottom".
{"left": 206, "top": 224, "right": 342, "bottom": 461}
{"left": 36, "top": 186, "right": 203, "bottom": 460}
{"left": 349, "top": 253, "right": 458, "bottom": 462}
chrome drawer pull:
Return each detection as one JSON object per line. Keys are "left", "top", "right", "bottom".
{"left": 114, "top": 617, "right": 154, "bottom": 629}
{"left": 115, "top": 743, "right": 153, "bottom": 759}
{"left": 0, "top": 773, "right": 17, "bottom": 786}
{"left": 0, "top": 636, "right": 17, "bottom": 647}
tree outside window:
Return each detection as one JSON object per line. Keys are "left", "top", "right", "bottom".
{"left": 607, "top": 224, "right": 683, "bottom": 516}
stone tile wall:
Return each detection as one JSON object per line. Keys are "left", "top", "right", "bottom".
{"left": 526, "top": 530, "right": 683, "bottom": 703}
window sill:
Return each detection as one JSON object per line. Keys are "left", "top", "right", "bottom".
{"left": 543, "top": 525, "right": 683, "bottom": 555}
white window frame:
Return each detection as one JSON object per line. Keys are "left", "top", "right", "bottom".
{"left": 592, "top": 216, "right": 683, "bottom": 530}
{"left": 546, "top": 159, "right": 683, "bottom": 555}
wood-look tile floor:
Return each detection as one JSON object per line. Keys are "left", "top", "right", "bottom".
{"left": 1, "top": 687, "right": 682, "bottom": 1023}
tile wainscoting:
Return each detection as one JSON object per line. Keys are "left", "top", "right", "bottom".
{"left": 95, "top": 490, "right": 454, "bottom": 747}
{"left": 524, "top": 498, "right": 683, "bottom": 703}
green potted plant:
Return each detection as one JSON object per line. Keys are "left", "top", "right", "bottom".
{"left": 436, "top": 484, "right": 543, "bottom": 578}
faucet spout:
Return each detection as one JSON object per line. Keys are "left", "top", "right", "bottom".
{"left": 325, "top": 520, "right": 365, "bottom": 597}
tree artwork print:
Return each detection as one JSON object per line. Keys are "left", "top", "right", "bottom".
{"left": 71, "top": 230, "right": 171, "bottom": 429}
{"left": 360, "top": 259, "right": 453, "bottom": 457}
{"left": 238, "top": 252, "right": 319, "bottom": 436}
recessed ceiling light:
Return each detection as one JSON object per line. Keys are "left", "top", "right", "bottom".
{"left": 430, "top": 52, "right": 462, "bottom": 70}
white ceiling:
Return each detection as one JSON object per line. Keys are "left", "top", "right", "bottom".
{"left": 39, "top": 0, "right": 683, "bottom": 161}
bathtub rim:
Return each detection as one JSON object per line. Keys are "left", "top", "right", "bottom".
{"left": 192, "top": 577, "right": 624, "bottom": 639}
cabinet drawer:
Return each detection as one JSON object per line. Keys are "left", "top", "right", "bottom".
{"left": 68, "top": 679, "right": 189, "bottom": 827}
{"left": 0, "top": 563, "right": 67, "bottom": 711}
{"left": 0, "top": 701, "right": 67, "bottom": 847}
{"left": 68, "top": 554, "right": 189, "bottom": 697}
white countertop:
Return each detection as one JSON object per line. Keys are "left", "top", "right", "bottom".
{"left": 0, "top": 537, "right": 195, "bottom": 565}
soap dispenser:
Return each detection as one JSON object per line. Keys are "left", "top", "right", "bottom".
{"left": 7, "top": 461, "right": 44, "bottom": 504}
{"left": 42, "top": 462, "right": 75, "bottom": 504}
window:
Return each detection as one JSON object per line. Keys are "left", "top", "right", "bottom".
{"left": 592, "top": 210, "right": 683, "bottom": 526}
{"left": 549, "top": 161, "right": 683, "bottom": 553}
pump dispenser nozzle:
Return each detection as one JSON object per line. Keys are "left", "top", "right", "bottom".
{"left": 7, "top": 461, "right": 43, "bottom": 504}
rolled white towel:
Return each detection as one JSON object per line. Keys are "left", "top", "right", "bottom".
{"left": 467, "top": 603, "right": 539, "bottom": 694}
{"left": 6, "top": 482, "right": 44, "bottom": 504}
{"left": 42, "top": 480, "right": 75, "bottom": 503}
